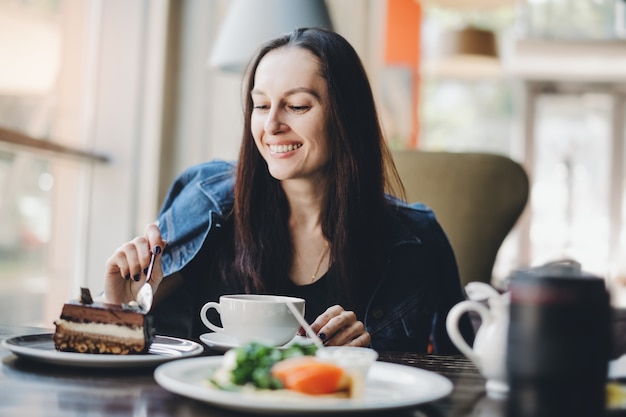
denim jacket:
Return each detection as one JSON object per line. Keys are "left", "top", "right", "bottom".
{"left": 154, "top": 160, "right": 474, "bottom": 354}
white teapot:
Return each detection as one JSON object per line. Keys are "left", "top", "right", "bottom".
{"left": 446, "top": 282, "right": 510, "bottom": 396}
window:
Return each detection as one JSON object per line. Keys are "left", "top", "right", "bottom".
{"left": 418, "top": 1, "right": 626, "bottom": 287}
{"left": 0, "top": 0, "right": 171, "bottom": 327}
{"left": 529, "top": 87, "right": 615, "bottom": 273}
{"left": 523, "top": 0, "right": 625, "bottom": 40}
{"left": 0, "top": 0, "right": 82, "bottom": 326}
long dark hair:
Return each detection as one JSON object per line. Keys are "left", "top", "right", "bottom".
{"left": 227, "top": 27, "right": 404, "bottom": 313}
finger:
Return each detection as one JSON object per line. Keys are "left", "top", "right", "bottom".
{"left": 319, "top": 310, "right": 357, "bottom": 341}
{"left": 144, "top": 223, "right": 166, "bottom": 253}
{"left": 324, "top": 319, "right": 365, "bottom": 346}
{"left": 125, "top": 237, "right": 150, "bottom": 282}
{"left": 114, "top": 241, "right": 143, "bottom": 280}
{"left": 105, "top": 249, "right": 130, "bottom": 280}
{"left": 103, "top": 245, "right": 141, "bottom": 305}
{"left": 345, "top": 331, "right": 371, "bottom": 347}
{"left": 310, "top": 305, "right": 344, "bottom": 336}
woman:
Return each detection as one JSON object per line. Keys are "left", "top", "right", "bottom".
{"left": 103, "top": 28, "right": 474, "bottom": 353}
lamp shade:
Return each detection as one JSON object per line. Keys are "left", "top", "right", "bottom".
{"left": 442, "top": 27, "right": 498, "bottom": 58}
{"left": 209, "top": 0, "right": 333, "bottom": 72}
{"left": 424, "top": 26, "right": 500, "bottom": 79}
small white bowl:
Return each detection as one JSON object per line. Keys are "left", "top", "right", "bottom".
{"left": 315, "top": 346, "right": 378, "bottom": 379}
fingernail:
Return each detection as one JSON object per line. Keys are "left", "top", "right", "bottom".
{"left": 143, "top": 267, "right": 149, "bottom": 275}
{"left": 125, "top": 274, "right": 130, "bottom": 280}
{"left": 154, "top": 245, "right": 162, "bottom": 255}
{"left": 318, "top": 332, "right": 326, "bottom": 341}
{"left": 133, "top": 274, "right": 140, "bottom": 282}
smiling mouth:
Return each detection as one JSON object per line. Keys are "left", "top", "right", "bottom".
{"left": 269, "top": 143, "right": 303, "bottom": 153}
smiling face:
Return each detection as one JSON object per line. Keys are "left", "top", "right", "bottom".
{"left": 250, "top": 46, "right": 330, "bottom": 183}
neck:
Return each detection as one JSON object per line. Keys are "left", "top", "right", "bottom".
{"left": 281, "top": 177, "right": 331, "bottom": 285}
{"left": 282, "top": 179, "right": 325, "bottom": 231}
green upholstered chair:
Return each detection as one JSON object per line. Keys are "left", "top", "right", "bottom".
{"left": 391, "top": 150, "right": 529, "bottom": 287}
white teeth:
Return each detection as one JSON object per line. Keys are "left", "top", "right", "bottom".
{"left": 269, "top": 143, "right": 302, "bottom": 153}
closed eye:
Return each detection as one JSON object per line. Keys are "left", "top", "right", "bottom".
{"left": 289, "top": 105, "right": 310, "bottom": 113}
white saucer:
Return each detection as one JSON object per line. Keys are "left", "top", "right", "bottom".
{"left": 199, "top": 333, "right": 311, "bottom": 352}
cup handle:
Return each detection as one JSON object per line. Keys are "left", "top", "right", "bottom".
{"left": 446, "top": 300, "right": 491, "bottom": 367}
{"left": 200, "top": 302, "right": 224, "bottom": 333}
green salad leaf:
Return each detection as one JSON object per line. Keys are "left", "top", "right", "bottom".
{"left": 229, "top": 341, "right": 318, "bottom": 390}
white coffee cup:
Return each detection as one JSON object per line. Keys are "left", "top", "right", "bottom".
{"left": 200, "top": 294, "right": 305, "bottom": 346}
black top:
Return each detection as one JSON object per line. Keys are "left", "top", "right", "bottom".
{"left": 283, "top": 273, "right": 331, "bottom": 324}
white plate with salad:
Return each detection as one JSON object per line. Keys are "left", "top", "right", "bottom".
{"left": 154, "top": 348, "right": 453, "bottom": 414}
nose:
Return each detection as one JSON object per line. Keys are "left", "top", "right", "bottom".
{"left": 264, "top": 108, "right": 286, "bottom": 135}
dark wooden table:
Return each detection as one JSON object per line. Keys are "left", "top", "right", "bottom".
{"left": 0, "top": 324, "right": 624, "bottom": 417}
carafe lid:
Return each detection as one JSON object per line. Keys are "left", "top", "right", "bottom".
{"left": 508, "top": 259, "right": 608, "bottom": 306}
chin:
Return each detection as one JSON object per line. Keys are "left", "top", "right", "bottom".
{"left": 266, "top": 166, "right": 292, "bottom": 181}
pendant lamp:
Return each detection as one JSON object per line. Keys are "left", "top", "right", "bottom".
{"left": 418, "top": 0, "right": 521, "bottom": 9}
{"left": 208, "top": 0, "right": 333, "bottom": 72}
{"left": 424, "top": 26, "right": 500, "bottom": 79}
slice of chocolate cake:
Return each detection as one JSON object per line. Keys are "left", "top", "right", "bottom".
{"left": 53, "top": 288, "right": 155, "bottom": 354}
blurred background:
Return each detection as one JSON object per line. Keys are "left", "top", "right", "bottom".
{"left": 2, "top": 0, "right": 626, "bottom": 327}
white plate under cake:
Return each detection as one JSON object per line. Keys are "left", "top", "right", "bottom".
{"left": 2, "top": 333, "right": 204, "bottom": 368}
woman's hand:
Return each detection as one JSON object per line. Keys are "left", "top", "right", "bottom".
{"left": 308, "top": 305, "right": 371, "bottom": 347}
{"left": 103, "top": 223, "right": 167, "bottom": 305}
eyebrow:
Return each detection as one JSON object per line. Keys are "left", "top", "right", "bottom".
{"left": 251, "top": 87, "right": 322, "bottom": 101}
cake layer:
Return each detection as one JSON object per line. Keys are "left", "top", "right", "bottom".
{"left": 59, "top": 301, "right": 145, "bottom": 328}
{"left": 53, "top": 322, "right": 148, "bottom": 354}
{"left": 54, "top": 319, "right": 145, "bottom": 339}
